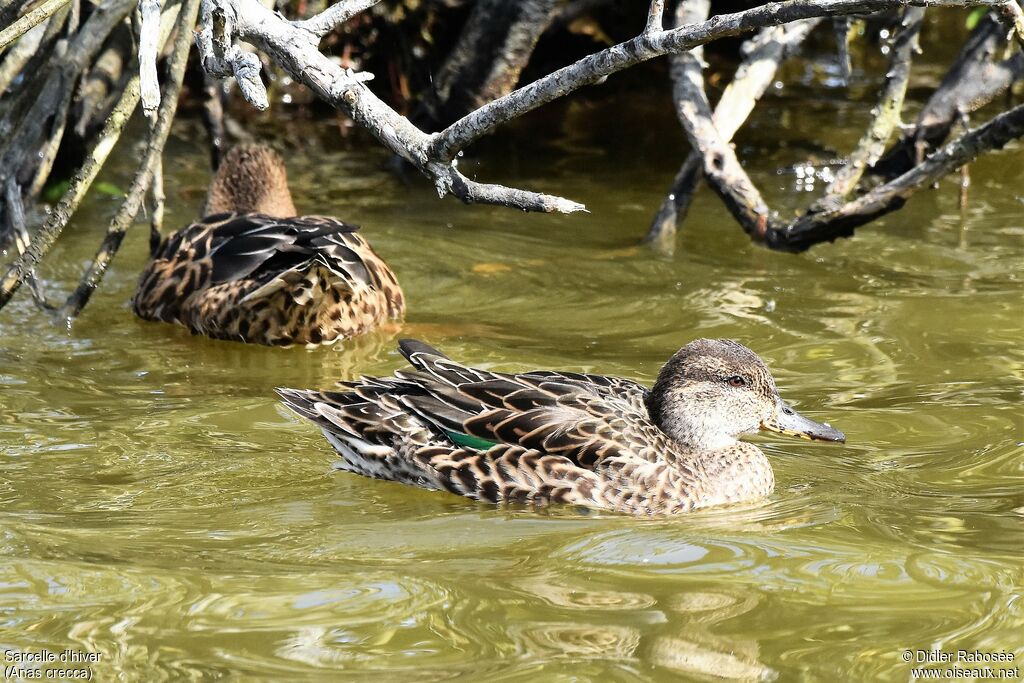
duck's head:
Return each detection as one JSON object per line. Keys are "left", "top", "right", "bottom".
{"left": 647, "top": 339, "right": 845, "bottom": 452}
{"left": 203, "top": 144, "right": 297, "bottom": 217}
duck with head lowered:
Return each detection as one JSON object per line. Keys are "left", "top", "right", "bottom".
{"left": 278, "top": 338, "right": 845, "bottom": 515}
{"left": 132, "top": 144, "right": 404, "bottom": 346}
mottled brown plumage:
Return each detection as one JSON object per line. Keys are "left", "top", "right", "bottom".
{"left": 278, "top": 339, "right": 845, "bottom": 515}
{"left": 132, "top": 145, "right": 404, "bottom": 346}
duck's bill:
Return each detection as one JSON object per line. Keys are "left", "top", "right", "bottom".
{"left": 761, "top": 399, "right": 846, "bottom": 443}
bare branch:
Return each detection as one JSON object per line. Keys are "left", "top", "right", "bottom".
{"left": 775, "top": 102, "right": 1024, "bottom": 250}
{"left": 425, "top": 0, "right": 559, "bottom": 126}
{"left": 645, "top": 17, "right": 820, "bottom": 250}
{"left": 668, "top": 0, "right": 776, "bottom": 242}
{"left": 198, "top": 0, "right": 586, "bottom": 213}
{"left": 60, "top": 0, "right": 201, "bottom": 320}
{"left": 195, "top": 2, "right": 273, "bottom": 110}
{"left": 0, "top": 17, "right": 50, "bottom": 95}
{"left": 995, "top": 0, "right": 1024, "bottom": 47}
{"left": 139, "top": 0, "right": 163, "bottom": 116}
{"left": 443, "top": 166, "right": 587, "bottom": 213}
{"left": 4, "top": 179, "right": 56, "bottom": 311}
{"left": 151, "top": 154, "right": 165, "bottom": 244}
{"left": 1, "top": 0, "right": 134, "bottom": 159}
{"left": 0, "top": 73, "right": 141, "bottom": 310}
{"left": 646, "top": 0, "right": 665, "bottom": 34}
{"left": 294, "top": 0, "right": 381, "bottom": 38}
{"left": 873, "top": 10, "right": 1024, "bottom": 178}
{"left": 431, "top": 0, "right": 1002, "bottom": 162}
{"left": 0, "top": 0, "right": 70, "bottom": 51}
{"left": 715, "top": 20, "right": 821, "bottom": 135}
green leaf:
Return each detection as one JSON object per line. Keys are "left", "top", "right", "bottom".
{"left": 41, "top": 179, "right": 70, "bottom": 203}
{"left": 94, "top": 181, "right": 124, "bottom": 198}
{"left": 966, "top": 7, "right": 987, "bottom": 30}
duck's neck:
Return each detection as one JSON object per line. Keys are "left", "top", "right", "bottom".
{"left": 203, "top": 149, "right": 297, "bottom": 217}
{"left": 645, "top": 389, "right": 737, "bottom": 454}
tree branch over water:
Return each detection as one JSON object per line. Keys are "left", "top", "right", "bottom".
{"left": 196, "top": 0, "right": 586, "bottom": 214}
{"left": 1, "top": 0, "right": 1023, "bottom": 315}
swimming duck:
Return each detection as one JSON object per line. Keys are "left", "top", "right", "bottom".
{"left": 132, "top": 144, "right": 404, "bottom": 346}
{"left": 277, "top": 338, "right": 845, "bottom": 515}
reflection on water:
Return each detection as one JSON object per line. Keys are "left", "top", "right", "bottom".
{"left": 1, "top": 76, "right": 1022, "bottom": 679}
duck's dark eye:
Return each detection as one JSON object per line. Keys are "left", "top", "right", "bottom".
{"left": 726, "top": 376, "right": 748, "bottom": 388}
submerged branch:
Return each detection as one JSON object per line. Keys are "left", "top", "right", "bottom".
{"left": 774, "top": 102, "right": 1024, "bottom": 250}
{"left": 825, "top": 6, "right": 924, "bottom": 199}
{"left": 645, "top": 18, "right": 820, "bottom": 251}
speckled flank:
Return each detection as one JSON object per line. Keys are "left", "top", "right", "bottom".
{"left": 277, "top": 339, "right": 808, "bottom": 516}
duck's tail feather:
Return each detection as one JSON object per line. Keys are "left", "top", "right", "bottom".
{"left": 277, "top": 385, "right": 442, "bottom": 484}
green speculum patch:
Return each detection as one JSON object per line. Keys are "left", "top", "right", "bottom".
{"left": 444, "top": 429, "right": 498, "bottom": 451}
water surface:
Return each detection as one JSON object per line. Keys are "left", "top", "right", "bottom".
{"left": 1, "top": 63, "right": 1022, "bottom": 681}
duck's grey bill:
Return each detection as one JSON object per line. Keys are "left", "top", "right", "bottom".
{"left": 762, "top": 399, "right": 846, "bottom": 443}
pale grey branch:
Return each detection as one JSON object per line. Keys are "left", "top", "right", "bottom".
{"left": 646, "top": 0, "right": 665, "bottom": 34}
{"left": 294, "top": 0, "right": 381, "bottom": 38}
{"left": 0, "top": 0, "right": 70, "bottom": 51}
{"left": 138, "top": 0, "right": 162, "bottom": 116}
{"left": 431, "top": 0, "right": 1002, "bottom": 162}
{"left": 197, "top": 0, "right": 587, "bottom": 213}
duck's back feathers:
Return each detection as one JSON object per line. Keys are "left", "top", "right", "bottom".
{"left": 133, "top": 213, "right": 404, "bottom": 346}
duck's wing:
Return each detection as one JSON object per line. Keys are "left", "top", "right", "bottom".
{"left": 395, "top": 340, "right": 676, "bottom": 468}
{"left": 201, "top": 214, "right": 367, "bottom": 289}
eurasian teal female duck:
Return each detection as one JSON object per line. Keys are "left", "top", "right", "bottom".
{"left": 132, "top": 145, "right": 404, "bottom": 346}
{"left": 278, "top": 338, "right": 845, "bottom": 515}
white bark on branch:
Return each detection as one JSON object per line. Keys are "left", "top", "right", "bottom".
{"left": 195, "top": 1, "right": 276, "bottom": 110}
{"left": 139, "top": 0, "right": 162, "bottom": 116}
{"left": 995, "top": 0, "right": 1024, "bottom": 47}
{"left": 646, "top": 0, "right": 665, "bottom": 34}
{"left": 294, "top": 0, "right": 381, "bottom": 38}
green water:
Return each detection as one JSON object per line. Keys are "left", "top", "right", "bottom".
{"left": 2, "top": 81, "right": 1023, "bottom": 680}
